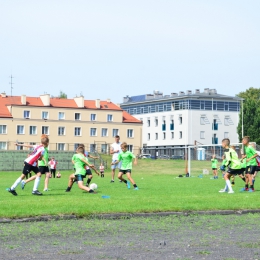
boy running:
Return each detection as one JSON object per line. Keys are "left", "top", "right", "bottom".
{"left": 241, "top": 136, "right": 258, "bottom": 192}
{"left": 211, "top": 155, "right": 218, "bottom": 179}
{"left": 69, "top": 146, "right": 96, "bottom": 193}
{"left": 100, "top": 163, "right": 105, "bottom": 178}
{"left": 7, "top": 136, "right": 49, "bottom": 196}
{"left": 111, "top": 142, "right": 138, "bottom": 190}
{"left": 219, "top": 139, "right": 242, "bottom": 194}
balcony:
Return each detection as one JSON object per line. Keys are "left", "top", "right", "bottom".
{"left": 212, "top": 123, "right": 218, "bottom": 130}
{"left": 170, "top": 124, "right": 174, "bottom": 130}
{"left": 212, "top": 137, "right": 218, "bottom": 144}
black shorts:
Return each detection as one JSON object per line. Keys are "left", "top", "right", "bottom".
{"left": 23, "top": 162, "right": 39, "bottom": 176}
{"left": 227, "top": 168, "right": 244, "bottom": 175}
{"left": 246, "top": 166, "right": 257, "bottom": 174}
{"left": 256, "top": 166, "right": 260, "bottom": 172}
{"left": 120, "top": 169, "right": 131, "bottom": 174}
{"left": 50, "top": 169, "right": 56, "bottom": 174}
{"left": 75, "top": 174, "right": 84, "bottom": 182}
{"left": 212, "top": 168, "right": 217, "bottom": 170}
{"left": 39, "top": 166, "right": 50, "bottom": 174}
{"left": 85, "top": 169, "right": 92, "bottom": 176}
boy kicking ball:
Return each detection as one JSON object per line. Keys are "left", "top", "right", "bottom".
{"left": 219, "top": 139, "right": 243, "bottom": 194}
{"left": 111, "top": 142, "right": 138, "bottom": 190}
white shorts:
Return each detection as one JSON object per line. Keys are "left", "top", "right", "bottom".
{"left": 111, "top": 160, "right": 122, "bottom": 170}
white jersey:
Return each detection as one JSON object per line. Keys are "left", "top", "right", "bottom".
{"left": 111, "top": 142, "right": 122, "bottom": 160}
{"left": 25, "top": 145, "right": 45, "bottom": 165}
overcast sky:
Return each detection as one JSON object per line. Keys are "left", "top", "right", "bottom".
{"left": 0, "top": 0, "right": 259, "bottom": 104}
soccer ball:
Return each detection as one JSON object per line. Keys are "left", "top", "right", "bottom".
{"left": 89, "top": 183, "right": 98, "bottom": 190}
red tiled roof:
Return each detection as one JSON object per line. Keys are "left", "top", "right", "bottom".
{"left": 122, "top": 111, "right": 142, "bottom": 123}
{"left": 0, "top": 95, "right": 141, "bottom": 124}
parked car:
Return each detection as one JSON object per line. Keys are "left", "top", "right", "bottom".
{"left": 139, "top": 154, "right": 152, "bottom": 159}
{"left": 158, "top": 155, "right": 170, "bottom": 160}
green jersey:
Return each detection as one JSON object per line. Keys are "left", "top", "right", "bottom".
{"left": 224, "top": 148, "right": 241, "bottom": 170}
{"left": 221, "top": 159, "right": 227, "bottom": 166}
{"left": 245, "top": 145, "right": 257, "bottom": 166}
{"left": 118, "top": 151, "right": 135, "bottom": 170}
{"left": 211, "top": 159, "right": 218, "bottom": 168}
{"left": 38, "top": 147, "right": 49, "bottom": 167}
{"left": 72, "top": 153, "right": 87, "bottom": 175}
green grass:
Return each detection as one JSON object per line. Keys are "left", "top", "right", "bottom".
{"left": 0, "top": 159, "right": 259, "bottom": 218}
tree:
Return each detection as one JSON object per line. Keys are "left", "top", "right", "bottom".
{"left": 237, "top": 87, "right": 260, "bottom": 144}
{"left": 58, "top": 91, "right": 67, "bottom": 99}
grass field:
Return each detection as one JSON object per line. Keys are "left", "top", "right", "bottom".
{"left": 1, "top": 159, "right": 259, "bottom": 218}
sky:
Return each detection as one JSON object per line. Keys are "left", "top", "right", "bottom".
{"left": 0, "top": 0, "right": 259, "bottom": 104}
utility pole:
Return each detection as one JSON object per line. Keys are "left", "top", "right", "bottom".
{"left": 9, "top": 75, "right": 14, "bottom": 96}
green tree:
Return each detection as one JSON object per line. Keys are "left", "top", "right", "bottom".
{"left": 237, "top": 87, "right": 260, "bottom": 144}
{"left": 58, "top": 91, "right": 67, "bottom": 99}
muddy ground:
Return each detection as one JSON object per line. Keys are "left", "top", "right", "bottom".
{"left": 0, "top": 214, "right": 260, "bottom": 260}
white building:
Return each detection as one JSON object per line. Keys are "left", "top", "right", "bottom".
{"left": 120, "top": 89, "right": 242, "bottom": 158}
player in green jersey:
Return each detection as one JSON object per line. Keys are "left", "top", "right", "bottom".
{"left": 111, "top": 142, "right": 138, "bottom": 190}
{"left": 241, "top": 136, "right": 258, "bottom": 192}
{"left": 211, "top": 155, "right": 218, "bottom": 179}
{"left": 219, "top": 139, "right": 242, "bottom": 194}
{"left": 70, "top": 146, "right": 96, "bottom": 193}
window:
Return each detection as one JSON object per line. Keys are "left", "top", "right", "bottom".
{"left": 29, "top": 142, "right": 36, "bottom": 150}
{"left": 90, "top": 144, "right": 96, "bottom": 152}
{"left": 155, "top": 118, "right": 158, "bottom": 127}
{"left": 58, "top": 143, "right": 65, "bottom": 151}
{"left": 147, "top": 119, "right": 150, "bottom": 127}
{"left": 24, "top": 110, "right": 30, "bottom": 119}
{"left": 200, "top": 117, "right": 205, "bottom": 125}
{"left": 170, "top": 120, "right": 174, "bottom": 130}
{"left": 156, "top": 106, "right": 159, "bottom": 112}
{"left": 90, "top": 128, "right": 97, "bottom": 136}
{"left": 58, "top": 112, "right": 65, "bottom": 120}
{"left": 107, "top": 114, "right": 113, "bottom": 122}
{"left": 224, "top": 118, "right": 229, "bottom": 126}
{"left": 75, "top": 127, "right": 81, "bottom": 136}
{"left": 112, "top": 129, "right": 119, "bottom": 137}
{"left": 17, "top": 125, "right": 24, "bottom": 134}
{"left": 148, "top": 106, "right": 151, "bottom": 113}
{"left": 179, "top": 116, "right": 182, "bottom": 125}
{"left": 148, "top": 133, "right": 150, "bottom": 140}
{"left": 155, "top": 133, "right": 158, "bottom": 140}
{"left": 163, "top": 104, "right": 167, "bottom": 111}
{"left": 42, "top": 111, "right": 48, "bottom": 119}
{"left": 179, "top": 131, "right": 182, "bottom": 139}
{"left": 0, "top": 142, "right": 7, "bottom": 150}
{"left": 75, "top": 113, "right": 81, "bottom": 120}
{"left": 127, "top": 145, "right": 133, "bottom": 152}
{"left": 162, "top": 120, "right": 166, "bottom": 131}
{"left": 16, "top": 142, "right": 24, "bottom": 150}
{"left": 74, "top": 143, "right": 80, "bottom": 151}
{"left": 163, "top": 132, "right": 166, "bottom": 140}
{"left": 140, "top": 107, "right": 144, "bottom": 114}
{"left": 42, "top": 126, "right": 49, "bottom": 135}
{"left": 101, "top": 128, "right": 108, "bottom": 137}
{"left": 0, "top": 125, "right": 7, "bottom": 134}
{"left": 91, "top": 114, "right": 96, "bottom": 121}
{"left": 200, "top": 131, "right": 205, "bottom": 139}
{"left": 29, "top": 126, "right": 37, "bottom": 135}
{"left": 171, "top": 132, "right": 174, "bottom": 139}
{"left": 224, "top": 132, "right": 229, "bottom": 138}
{"left": 127, "top": 129, "right": 133, "bottom": 138}
{"left": 58, "top": 127, "right": 65, "bottom": 136}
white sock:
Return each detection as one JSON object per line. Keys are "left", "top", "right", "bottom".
{"left": 226, "top": 179, "right": 233, "bottom": 192}
{"left": 11, "top": 177, "right": 22, "bottom": 190}
{"left": 33, "top": 176, "right": 41, "bottom": 191}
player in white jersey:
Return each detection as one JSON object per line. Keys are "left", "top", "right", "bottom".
{"left": 110, "top": 135, "right": 122, "bottom": 183}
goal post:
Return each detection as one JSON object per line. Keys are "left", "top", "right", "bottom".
{"left": 187, "top": 143, "right": 243, "bottom": 177}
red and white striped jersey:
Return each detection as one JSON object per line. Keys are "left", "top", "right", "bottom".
{"left": 24, "top": 145, "right": 45, "bottom": 165}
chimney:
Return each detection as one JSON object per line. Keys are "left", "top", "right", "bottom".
{"left": 186, "top": 90, "right": 192, "bottom": 95}
{"left": 1, "top": 92, "right": 6, "bottom": 98}
{"left": 179, "top": 91, "right": 185, "bottom": 96}
{"left": 123, "top": 96, "right": 130, "bottom": 103}
{"left": 195, "top": 89, "right": 200, "bottom": 94}
{"left": 40, "top": 94, "right": 50, "bottom": 106}
{"left": 204, "top": 88, "right": 210, "bottom": 94}
{"left": 171, "top": 93, "right": 178, "bottom": 97}
{"left": 95, "top": 99, "right": 100, "bottom": 109}
{"left": 74, "top": 96, "right": 84, "bottom": 108}
{"left": 21, "top": 95, "right": 26, "bottom": 105}
{"left": 107, "top": 98, "right": 111, "bottom": 103}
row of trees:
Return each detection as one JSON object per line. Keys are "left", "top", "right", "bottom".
{"left": 237, "top": 87, "right": 260, "bottom": 144}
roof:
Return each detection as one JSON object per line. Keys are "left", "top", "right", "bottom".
{"left": 0, "top": 95, "right": 140, "bottom": 124}
{"left": 122, "top": 111, "right": 142, "bottom": 123}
